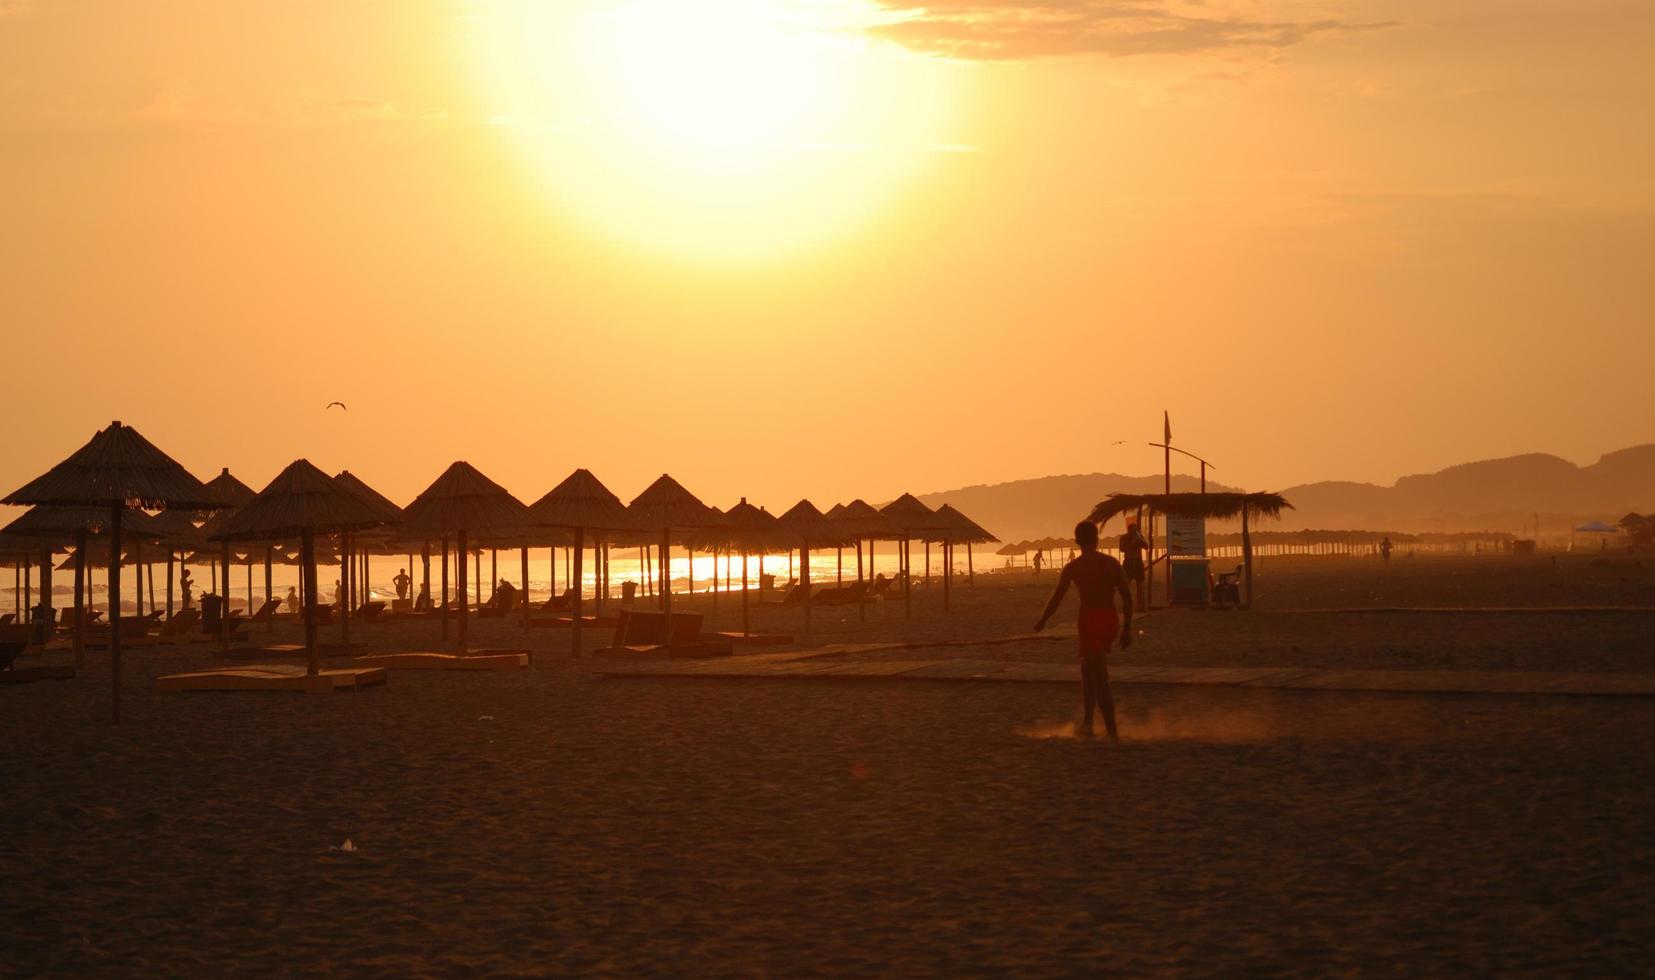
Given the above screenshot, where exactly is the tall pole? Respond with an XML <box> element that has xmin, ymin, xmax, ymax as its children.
<box><xmin>521</xmin><ymin>544</ymin><xmax>532</xmax><ymax>631</ymax></box>
<box><xmin>572</xmin><ymin>527</ymin><xmax>586</xmax><ymax>657</ymax></box>
<box><xmin>456</xmin><ymin>529</ymin><xmax>469</xmax><ymax>652</ymax></box>
<box><xmin>301</xmin><ymin>526</ymin><xmax>318</xmax><ymax>676</ymax></box>
<box><xmin>440</xmin><ymin>534</ymin><xmax>449</xmax><ymax>640</ymax></box>
<box><xmin>72</xmin><ymin>528</ymin><xmax>86</xmax><ymax>672</ymax></box>
<box><xmin>108</xmin><ymin>503</ymin><xmax>122</xmax><ymax>725</ymax></box>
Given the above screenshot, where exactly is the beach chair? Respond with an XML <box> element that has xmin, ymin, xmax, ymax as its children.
<box><xmin>245</xmin><ymin>598</ymin><xmax>280</xmax><ymax>626</ymax></box>
<box><xmin>0</xmin><ymin>624</ymin><xmax>27</xmax><ymax>671</ymax></box>
<box><xmin>311</xmin><ymin>603</ymin><xmax>334</xmax><ymax>625</ymax></box>
<box><xmin>776</xmin><ymin>582</ymin><xmax>810</xmax><ymax>607</ymax></box>
<box><xmin>539</xmin><ymin>588</ymin><xmax>574</xmax><ymax>613</ymax></box>
<box><xmin>355</xmin><ymin>600</ymin><xmax>386</xmax><ymax>620</ymax></box>
<box><xmin>159</xmin><ymin>608</ymin><xmax>202</xmax><ymax>639</ymax></box>
<box><xmin>0</xmin><ymin>623</ymin><xmax>75</xmax><ymax>683</ymax></box>
<box><xmin>0</xmin><ymin>613</ymin><xmax>12</xmax><ymax>625</ymax></box>
<box><xmin>621</xmin><ymin>581</ymin><xmax>637</xmax><ymax>604</ymax></box>
<box><xmin>1212</xmin><ymin>565</ymin><xmax>1243</xmax><ymax>608</ymax></box>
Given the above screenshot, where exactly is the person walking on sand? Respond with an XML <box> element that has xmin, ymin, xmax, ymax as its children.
<box><xmin>1035</xmin><ymin>520</ymin><xmax>1133</xmax><ymax>739</ymax></box>
<box><xmin>1119</xmin><ymin>521</ymin><xmax>1148</xmax><ymax>607</ymax></box>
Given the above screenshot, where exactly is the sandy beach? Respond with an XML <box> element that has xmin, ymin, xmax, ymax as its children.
<box><xmin>5</xmin><ymin>553</ymin><xmax>1654</xmax><ymax>974</ymax></box>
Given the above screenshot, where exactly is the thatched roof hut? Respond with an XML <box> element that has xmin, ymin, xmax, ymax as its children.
<box><xmin>204</xmin><ymin>468</ymin><xmax>257</xmax><ymax>510</ymax></box>
<box><xmin>2</xmin><ymin>421</ymin><xmax>221</xmax><ymax>723</ymax></box>
<box><xmin>628</xmin><ymin>474</ymin><xmax>716</xmax><ymax>613</ymax></box>
<box><xmin>528</xmin><ymin>469</ymin><xmax>636</xmax><ymax>654</ymax></box>
<box><xmin>1086</xmin><ymin>491</ymin><xmax>1293</xmax><ymax>608</ymax></box>
<box><xmin>333</xmin><ymin>470</ymin><xmax>404</xmax><ymax>525</ymax></box>
<box><xmin>210</xmin><ymin>458</ymin><xmax>388</xmax><ymax>673</ymax></box>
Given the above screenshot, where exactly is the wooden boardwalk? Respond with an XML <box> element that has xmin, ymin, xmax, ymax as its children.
<box><xmin>598</xmin><ymin>652</ymin><xmax>1655</xmax><ymax>698</ymax></box>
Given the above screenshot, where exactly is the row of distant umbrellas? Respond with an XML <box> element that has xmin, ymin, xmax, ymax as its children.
<box><xmin>0</xmin><ymin>421</ymin><xmax>999</xmax><ymax>723</ymax></box>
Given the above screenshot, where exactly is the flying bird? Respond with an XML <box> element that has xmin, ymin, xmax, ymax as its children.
<box><xmin>325</xmin><ymin>401</ymin><xmax>348</xmax><ymax>411</ymax></box>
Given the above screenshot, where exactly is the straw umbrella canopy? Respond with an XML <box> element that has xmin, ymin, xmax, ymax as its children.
<box><xmin>204</xmin><ymin>467</ymin><xmax>257</xmax><ymax>510</ymax></box>
<box><xmin>698</xmin><ymin>498</ymin><xmax>783</xmax><ymax>637</ymax></box>
<box><xmin>928</xmin><ymin>503</ymin><xmax>998</xmax><ymax>593</ymax></box>
<box><xmin>399</xmin><ymin>461</ymin><xmax>533</xmax><ymax>653</ymax></box>
<box><xmin>1086</xmin><ymin>491</ymin><xmax>1292</xmax><ymax>608</ymax></box>
<box><xmin>330</xmin><ymin>470</ymin><xmax>406</xmax><ymax>629</ymax></box>
<box><xmin>528</xmin><ymin>468</ymin><xmax>636</xmax><ymax>654</ymax></box>
<box><xmin>2</xmin><ymin>420</ymin><xmax>223</xmax><ymax>722</ymax></box>
<box><xmin>627</xmin><ymin>474</ymin><xmax>717</xmax><ymax>615</ymax></box>
<box><xmin>776</xmin><ymin>499</ymin><xmax>839</xmax><ymax>632</ymax></box>
<box><xmin>210</xmin><ymin>459</ymin><xmax>388</xmax><ymax>674</ymax></box>
<box><xmin>880</xmin><ymin>493</ymin><xmax>948</xmax><ymax>618</ymax></box>
<box><xmin>2</xmin><ymin>505</ymin><xmax>161</xmax><ymax>668</ymax></box>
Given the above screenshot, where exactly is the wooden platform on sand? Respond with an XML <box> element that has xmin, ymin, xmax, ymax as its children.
<box><xmin>352</xmin><ymin>651</ymin><xmax>528</xmax><ymax>671</ymax></box>
<box><xmin>597</xmin><ymin>655</ymin><xmax>1655</xmax><ymax>698</ymax></box>
<box><xmin>218</xmin><ymin>642</ymin><xmax>366</xmax><ymax>660</ymax></box>
<box><xmin>156</xmin><ymin>665</ymin><xmax>387</xmax><ymax>692</ymax></box>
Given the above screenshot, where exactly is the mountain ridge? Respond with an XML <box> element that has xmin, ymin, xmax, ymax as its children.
<box><xmin>914</xmin><ymin>445</ymin><xmax>1655</xmax><ymax>543</ymax></box>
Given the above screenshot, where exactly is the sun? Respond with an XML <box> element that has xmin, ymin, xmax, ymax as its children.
<box><xmin>470</xmin><ymin>1</ymin><xmax>961</xmax><ymax>261</ymax></box>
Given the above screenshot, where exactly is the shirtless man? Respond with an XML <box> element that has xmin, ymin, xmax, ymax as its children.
<box><xmin>1034</xmin><ymin>520</ymin><xmax>1134</xmax><ymax>739</ymax></box>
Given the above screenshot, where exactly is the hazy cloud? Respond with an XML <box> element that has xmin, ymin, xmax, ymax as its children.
<box><xmin>867</xmin><ymin>1</ymin><xmax>1392</xmax><ymax>61</ymax></box>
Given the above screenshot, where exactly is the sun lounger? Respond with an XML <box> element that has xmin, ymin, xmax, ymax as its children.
<box><xmin>222</xmin><ymin>641</ymin><xmax>365</xmax><ymax>660</ymax></box>
<box><xmin>594</xmin><ymin>610</ymin><xmax>733</xmax><ymax>659</ymax></box>
<box><xmin>352</xmin><ymin>651</ymin><xmax>528</xmax><ymax>671</ymax></box>
<box><xmin>0</xmin><ymin>625</ymin><xmax>74</xmax><ymax>681</ymax></box>
<box><xmin>245</xmin><ymin>598</ymin><xmax>280</xmax><ymax>625</ymax></box>
<box><xmin>529</xmin><ymin>614</ymin><xmax>620</xmax><ymax>630</ymax></box>
<box><xmin>156</xmin><ymin>664</ymin><xmax>387</xmax><ymax>693</ymax></box>
<box><xmin>707</xmin><ymin>631</ymin><xmax>794</xmax><ymax>646</ymax></box>
<box><xmin>354</xmin><ymin>600</ymin><xmax>386</xmax><ymax>619</ymax></box>
<box><xmin>538</xmin><ymin>589</ymin><xmax>575</xmax><ymax>613</ymax></box>
<box><xmin>0</xmin><ymin>613</ymin><xmax>12</xmax><ymax>625</ymax></box>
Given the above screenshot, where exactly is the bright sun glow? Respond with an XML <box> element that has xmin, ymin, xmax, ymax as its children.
<box><xmin>471</xmin><ymin>0</ymin><xmax>961</xmax><ymax>261</ymax></box>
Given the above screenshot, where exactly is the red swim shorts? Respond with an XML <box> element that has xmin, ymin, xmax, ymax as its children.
<box><xmin>1078</xmin><ymin>607</ymin><xmax>1120</xmax><ymax>656</ymax></box>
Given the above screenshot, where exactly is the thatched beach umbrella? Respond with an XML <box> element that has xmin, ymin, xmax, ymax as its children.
<box><xmin>2</xmin><ymin>506</ymin><xmax>156</xmax><ymax>667</ymax></box>
<box><xmin>827</xmin><ymin>499</ymin><xmax>896</xmax><ymax>622</ymax></box>
<box><xmin>528</xmin><ymin>468</ymin><xmax>635</xmax><ymax>656</ymax></box>
<box><xmin>627</xmin><ymin>475</ymin><xmax>717</xmax><ymax>616</ymax></box>
<box><xmin>331</xmin><ymin>470</ymin><xmax>405</xmax><ymax>639</ymax></box>
<box><xmin>880</xmin><ymin>493</ymin><xmax>948</xmax><ymax>620</ymax></box>
<box><xmin>210</xmin><ymin>460</ymin><xmax>387</xmax><ymax>672</ymax></box>
<box><xmin>2</xmin><ymin>421</ymin><xmax>222</xmax><ymax>722</ymax></box>
<box><xmin>776</xmin><ymin>499</ymin><xmax>840</xmax><ymax>633</ymax></box>
<box><xmin>930</xmin><ymin>504</ymin><xmax>998</xmax><ymax>595</ymax></box>
<box><xmin>1087</xmin><ymin>491</ymin><xmax>1292</xmax><ymax>608</ymax></box>
<box><xmin>400</xmin><ymin>462</ymin><xmax>533</xmax><ymax>653</ymax></box>
<box><xmin>706</xmin><ymin>498</ymin><xmax>784</xmax><ymax>638</ymax></box>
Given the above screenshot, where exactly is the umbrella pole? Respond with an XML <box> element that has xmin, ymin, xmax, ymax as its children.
<box><xmin>943</xmin><ymin>541</ymin><xmax>950</xmax><ymax>612</ymax></box>
<box><xmin>572</xmin><ymin>527</ymin><xmax>586</xmax><ymax>657</ymax></box>
<box><xmin>301</xmin><ymin>526</ymin><xmax>319</xmax><ymax>676</ymax></box>
<box><xmin>1242</xmin><ymin>506</ymin><xmax>1255</xmax><ymax>609</ymax></box>
<box><xmin>105</xmin><ymin>505</ymin><xmax>122</xmax><ymax>724</ymax></box>
<box><xmin>660</xmin><ymin>528</ymin><xmax>671</xmax><ymax>614</ymax></box>
<box><xmin>166</xmin><ymin>549</ymin><xmax>174</xmax><ymax>620</ymax></box>
<box><xmin>967</xmin><ymin>542</ymin><xmax>975</xmax><ymax>587</ymax></box>
<box><xmin>594</xmin><ymin>539</ymin><xmax>603</xmax><ymax>616</ymax></box>
<box><xmin>220</xmin><ymin>541</ymin><xmax>231</xmax><ymax>651</ymax></box>
<box><xmin>72</xmin><ymin>528</ymin><xmax>86</xmax><ymax>672</ymax></box>
<box><xmin>857</xmin><ymin>539</ymin><xmax>866</xmax><ymax>623</ymax></box>
<box><xmin>686</xmin><ymin>544</ymin><xmax>692</xmax><ymax>599</ymax></box>
<box><xmin>837</xmin><ymin>547</ymin><xmax>842</xmax><ymax>587</ymax></box>
<box><xmin>245</xmin><ymin>557</ymin><xmax>251</xmax><ymax>619</ymax></box>
<box><xmin>265</xmin><ymin>546</ymin><xmax>274</xmax><ymax>629</ymax></box>
<box><xmin>457</xmin><ymin>529</ymin><xmax>469</xmax><ymax>653</ymax></box>
<box><xmin>903</xmin><ymin>538</ymin><xmax>911</xmax><ymax>620</ymax></box>
<box><xmin>491</xmin><ymin>548</ymin><xmax>498</xmax><ymax>604</ymax></box>
<box><xmin>521</xmin><ymin>545</ymin><xmax>531</xmax><ymax>631</ymax></box>
<box><xmin>339</xmin><ymin>533</ymin><xmax>350</xmax><ymax>649</ymax></box>
<box><xmin>474</xmin><ymin>548</ymin><xmax>482</xmax><ymax>617</ymax></box>
<box><xmin>742</xmin><ymin>550</ymin><xmax>750</xmax><ymax>638</ymax></box>
<box><xmin>802</xmin><ymin>544</ymin><xmax>811</xmax><ymax>634</ymax></box>
<box><xmin>421</xmin><ymin>544</ymin><xmax>431</xmax><ymax>612</ymax></box>
<box><xmin>440</xmin><ymin>535</ymin><xmax>449</xmax><ymax>640</ymax></box>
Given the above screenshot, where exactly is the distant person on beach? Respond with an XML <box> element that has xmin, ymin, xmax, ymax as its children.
<box><xmin>1119</xmin><ymin>522</ymin><xmax>1148</xmax><ymax>602</ymax></box>
<box><xmin>284</xmin><ymin>586</ymin><xmax>299</xmax><ymax>614</ymax></box>
<box><xmin>334</xmin><ymin>580</ymin><xmax>343</xmax><ymax>606</ymax></box>
<box><xmin>414</xmin><ymin>582</ymin><xmax>431</xmax><ymax>611</ymax></box>
<box><xmin>1380</xmin><ymin>536</ymin><xmax>1394</xmax><ymax>562</ymax></box>
<box><xmin>494</xmin><ymin>578</ymin><xmax>517</xmax><ymax>610</ymax></box>
<box><xmin>1032</xmin><ymin>550</ymin><xmax>1045</xmax><ymax>574</ymax></box>
<box><xmin>1034</xmin><ymin>520</ymin><xmax>1134</xmax><ymax>739</ymax></box>
<box><xmin>180</xmin><ymin>568</ymin><xmax>194</xmax><ymax>609</ymax></box>
<box><xmin>393</xmin><ymin>568</ymin><xmax>411</xmax><ymax>600</ymax></box>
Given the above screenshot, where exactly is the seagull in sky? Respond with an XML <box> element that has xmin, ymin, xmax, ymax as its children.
<box><xmin>325</xmin><ymin>401</ymin><xmax>348</xmax><ymax>411</ymax></box>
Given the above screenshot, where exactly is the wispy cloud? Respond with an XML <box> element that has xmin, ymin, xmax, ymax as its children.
<box><xmin>866</xmin><ymin>1</ymin><xmax>1393</xmax><ymax>61</ymax></box>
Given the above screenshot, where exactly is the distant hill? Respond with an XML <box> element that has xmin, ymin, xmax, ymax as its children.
<box><xmin>917</xmin><ymin>445</ymin><xmax>1655</xmax><ymax>543</ymax></box>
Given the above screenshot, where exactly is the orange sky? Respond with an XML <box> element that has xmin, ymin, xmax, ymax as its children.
<box><xmin>2</xmin><ymin>0</ymin><xmax>1651</xmax><ymax>513</ymax></box>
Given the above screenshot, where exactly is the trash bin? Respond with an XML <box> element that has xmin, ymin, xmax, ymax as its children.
<box><xmin>201</xmin><ymin>593</ymin><xmax>225</xmax><ymax>632</ymax></box>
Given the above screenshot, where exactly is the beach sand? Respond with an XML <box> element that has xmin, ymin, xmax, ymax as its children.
<box><xmin>5</xmin><ymin>552</ymin><xmax>1654</xmax><ymax>974</ymax></box>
